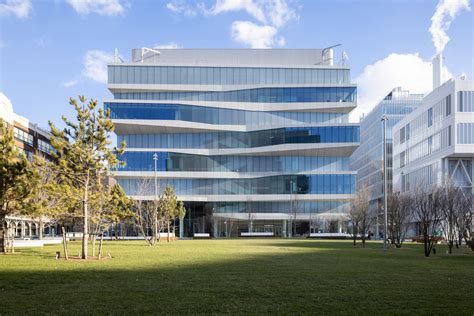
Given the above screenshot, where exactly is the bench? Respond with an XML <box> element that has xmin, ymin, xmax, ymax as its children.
<box><xmin>65</xmin><ymin>232</ymin><xmax>83</xmax><ymax>241</ymax></box>
<box><xmin>240</xmin><ymin>232</ymin><xmax>274</xmax><ymax>237</ymax></box>
<box><xmin>308</xmin><ymin>233</ymin><xmax>352</xmax><ymax>239</ymax></box>
<box><xmin>193</xmin><ymin>233</ymin><xmax>211</xmax><ymax>239</ymax></box>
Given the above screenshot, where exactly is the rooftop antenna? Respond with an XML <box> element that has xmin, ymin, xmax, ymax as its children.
<box><xmin>340</xmin><ymin>51</ymin><xmax>349</xmax><ymax>66</ymax></box>
<box><xmin>113</xmin><ymin>48</ymin><xmax>124</xmax><ymax>63</ymax></box>
<box><xmin>141</xmin><ymin>47</ymin><xmax>161</xmax><ymax>63</ymax></box>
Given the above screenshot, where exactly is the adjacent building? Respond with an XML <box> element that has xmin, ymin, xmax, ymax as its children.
<box><xmin>393</xmin><ymin>78</ymin><xmax>474</xmax><ymax>195</ymax></box>
<box><xmin>350</xmin><ymin>88</ymin><xmax>423</xmax><ymax>236</ymax></box>
<box><xmin>0</xmin><ymin>95</ymin><xmax>56</xmax><ymax>239</ymax></box>
<box><xmin>107</xmin><ymin>48</ymin><xmax>360</xmax><ymax>238</ymax></box>
<box><xmin>0</xmin><ymin>97</ymin><xmax>55</xmax><ymax>161</ymax></box>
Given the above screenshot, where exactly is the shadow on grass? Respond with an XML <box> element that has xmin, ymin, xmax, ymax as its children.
<box><xmin>0</xmin><ymin>240</ymin><xmax>473</xmax><ymax>315</ymax></box>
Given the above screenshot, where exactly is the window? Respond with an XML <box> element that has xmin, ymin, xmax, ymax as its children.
<box><xmin>428</xmin><ymin>107</ymin><xmax>433</xmax><ymax>127</ymax></box>
<box><xmin>428</xmin><ymin>136</ymin><xmax>433</xmax><ymax>154</ymax></box>
<box><xmin>400</xmin><ymin>151</ymin><xmax>406</xmax><ymax>168</ymax></box>
<box><xmin>458</xmin><ymin>91</ymin><xmax>474</xmax><ymax>112</ymax></box>
<box><xmin>448</xmin><ymin>125</ymin><xmax>452</xmax><ymax>146</ymax></box>
<box><xmin>400</xmin><ymin>126</ymin><xmax>405</xmax><ymax>144</ymax></box>
<box><xmin>401</xmin><ymin>173</ymin><xmax>406</xmax><ymax>192</ymax></box>
<box><xmin>446</xmin><ymin>94</ymin><xmax>451</xmax><ymax>116</ymax></box>
<box><xmin>457</xmin><ymin>123</ymin><xmax>474</xmax><ymax>144</ymax></box>
<box><xmin>38</xmin><ymin>139</ymin><xmax>53</xmax><ymax>154</ymax></box>
<box><xmin>406</xmin><ymin>124</ymin><xmax>410</xmax><ymax>141</ymax></box>
<box><xmin>13</xmin><ymin>127</ymin><xmax>33</xmax><ymax>145</ymax></box>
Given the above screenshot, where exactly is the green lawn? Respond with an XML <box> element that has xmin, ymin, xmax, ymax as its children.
<box><xmin>0</xmin><ymin>239</ymin><xmax>472</xmax><ymax>315</ymax></box>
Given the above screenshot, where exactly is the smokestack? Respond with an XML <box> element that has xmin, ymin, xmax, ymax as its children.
<box><xmin>322</xmin><ymin>48</ymin><xmax>334</xmax><ymax>66</ymax></box>
<box><xmin>432</xmin><ymin>53</ymin><xmax>443</xmax><ymax>90</ymax></box>
<box><xmin>327</xmin><ymin>48</ymin><xmax>334</xmax><ymax>66</ymax></box>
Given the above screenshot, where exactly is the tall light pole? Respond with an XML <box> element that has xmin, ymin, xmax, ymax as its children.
<box><xmin>290</xmin><ymin>180</ymin><xmax>296</xmax><ymax>236</ymax></box>
<box><xmin>153</xmin><ymin>153</ymin><xmax>158</xmax><ymax>199</ymax></box>
<box><xmin>381</xmin><ymin>115</ymin><xmax>388</xmax><ymax>251</ymax></box>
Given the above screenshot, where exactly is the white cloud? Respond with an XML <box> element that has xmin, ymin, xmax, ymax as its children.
<box><xmin>153</xmin><ymin>42</ymin><xmax>181</xmax><ymax>49</ymax></box>
<box><xmin>352</xmin><ymin>53</ymin><xmax>452</xmax><ymax>122</ymax></box>
<box><xmin>82</xmin><ymin>50</ymin><xmax>114</xmax><ymax>84</ymax></box>
<box><xmin>207</xmin><ymin>0</ymin><xmax>267</xmax><ymax>24</ymax></box>
<box><xmin>262</xmin><ymin>0</ymin><xmax>299</xmax><ymax>28</ymax></box>
<box><xmin>0</xmin><ymin>0</ymin><xmax>32</xmax><ymax>18</ymax></box>
<box><xmin>166</xmin><ymin>0</ymin><xmax>299</xmax><ymax>48</ymax></box>
<box><xmin>63</xmin><ymin>80</ymin><xmax>78</xmax><ymax>88</ymax></box>
<box><xmin>429</xmin><ymin>0</ymin><xmax>470</xmax><ymax>54</ymax></box>
<box><xmin>231</xmin><ymin>20</ymin><xmax>284</xmax><ymax>48</ymax></box>
<box><xmin>66</xmin><ymin>0</ymin><xmax>125</xmax><ymax>16</ymax></box>
<box><xmin>205</xmin><ymin>0</ymin><xmax>298</xmax><ymax>28</ymax></box>
<box><xmin>166</xmin><ymin>0</ymin><xmax>198</xmax><ymax>16</ymax></box>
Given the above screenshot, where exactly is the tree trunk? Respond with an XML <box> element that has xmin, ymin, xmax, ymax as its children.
<box><xmin>173</xmin><ymin>221</ymin><xmax>176</xmax><ymax>242</ymax></box>
<box><xmin>98</xmin><ymin>234</ymin><xmax>104</xmax><ymax>259</ymax></box>
<box><xmin>447</xmin><ymin>241</ymin><xmax>453</xmax><ymax>254</ymax></box>
<box><xmin>167</xmin><ymin>220</ymin><xmax>170</xmax><ymax>243</ymax></box>
<box><xmin>423</xmin><ymin>234</ymin><xmax>430</xmax><ymax>257</ymax></box>
<box><xmin>115</xmin><ymin>221</ymin><xmax>119</xmax><ymax>240</ymax></box>
<box><xmin>39</xmin><ymin>220</ymin><xmax>44</xmax><ymax>240</ymax></box>
<box><xmin>153</xmin><ymin>209</ymin><xmax>158</xmax><ymax>246</ymax></box>
<box><xmin>82</xmin><ymin>173</ymin><xmax>89</xmax><ymax>260</ymax></box>
<box><xmin>0</xmin><ymin>217</ymin><xmax>6</xmax><ymax>253</ymax></box>
<box><xmin>61</xmin><ymin>226</ymin><xmax>69</xmax><ymax>260</ymax></box>
<box><xmin>91</xmin><ymin>235</ymin><xmax>96</xmax><ymax>257</ymax></box>
<box><xmin>352</xmin><ymin>225</ymin><xmax>357</xmax><ymax>246</ymax></box>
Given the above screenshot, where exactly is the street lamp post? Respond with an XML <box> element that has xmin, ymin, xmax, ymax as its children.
<box><xmin>290</xmin><ymin>180</ymin><xmax>296</xmax><ymax>236</ymax></box>
<box><xmin>153</xmin><ymin>153</ymin><xmax>158</xmax><ymax>199</ymax></box>
<box><xmin>381</xmin><ymin>115</ymin><xmax>388</xmax><ymax>252</ymax></box>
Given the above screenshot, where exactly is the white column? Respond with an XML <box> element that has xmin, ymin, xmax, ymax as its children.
<box><xmin>21</xmin><ymin>221</ymin><xmax>25</xmax><ymax>238</ymax></box>
<box><xmin>179</xmin><ymin>217</ymin><xmax>184</xmax><ymax>238</ymax></box>
<box><xmin>213</xmin><ymin>218</ymin><xmax>218</xmax><ymax>238</ymax></box>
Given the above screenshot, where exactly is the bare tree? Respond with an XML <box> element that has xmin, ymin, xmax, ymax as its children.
<box><xmin>387</xmin><ymin>192</ymin><xmax>413</xmax><ymax>248</ymax></box>
<box><xmin>441</xmin><ymin>180</ymin><xmax>463</xmax><ymax>254</ymax></box>
<box><xmin>348</xmin><ymin>203</ymin><xmax>360</xmax><ymax>246</ymax></box>
<box><xmin>456</xmin><ymin>191</ymin><xmax>473</xmax><ymax>251</ymax></box>
<box><xmin>412</xmin><ymin>186</ymin><xmax>445</xmax><ymax>257</ymax></box>
<box><xmin>357</xmin><ymin>186</ymin><xmax>371</xmax><ymax>247</ymax></box>
<box><xmin>348</xmin><ymin>186</ymin><xmax>371</xmax><ymax>247</ymax></box>
<box><xmin>226</xmin><ymin>217</ymin><xmax>235</xmax><ymax>238</ymax></box>
<box><xmin>133</xmin><ymin>179</ymin><xmax>162</xmax><ymax>246</ymax></box>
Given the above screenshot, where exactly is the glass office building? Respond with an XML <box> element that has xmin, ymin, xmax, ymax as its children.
<box><xmin>350</xmin><ymin>88</ymin><xmax>423</xmax><ymax>237</ymax></box>
<box><xmin>107</xmin><ymin>49</ymin><xmax>360</xmax><ymax>237</ymax></box>
<box><xmin>393</xmin><ymin>79</ymin><xmax>474</xmax><ymax>196</ymax></box>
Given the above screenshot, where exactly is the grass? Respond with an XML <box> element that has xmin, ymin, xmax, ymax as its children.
<box><xmin>0</xmin><ymin>239</ymin><xmax>473</xmax><ymax>315</ymax></box>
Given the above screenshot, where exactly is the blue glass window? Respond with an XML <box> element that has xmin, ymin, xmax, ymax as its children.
<box><xmin>113</xmin><ymin>87</ymin><xmax>357</xmax><ymax>103</ymax></box>
<box><xmin>118</xmin><ymin>126</ymin><xmax>359</xmax><ymax>149</ymax></box>
<box><xmin>109</xmin><ymin>65</ymin><xmax>351</xmax><ymax>85</ymax></box>
<box><xmin>105</xmin><ymin>102</ymin><xmax>348</xmax><ymax>125</ymax></box>
<box><xmin>117</xmin><ymin>174</ymin><xmax>356</xmax><ymax>196</ymax></box>
<box><xmin>115</xmin><ymin>152</ymin><xmax>351</xmax><ymax>173</ymax></box>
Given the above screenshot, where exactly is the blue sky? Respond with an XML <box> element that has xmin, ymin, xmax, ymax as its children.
<box><xmin>0</xmin><ymin>0</ymin><xmax>472</xmax><ymax>127</ymax></box>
